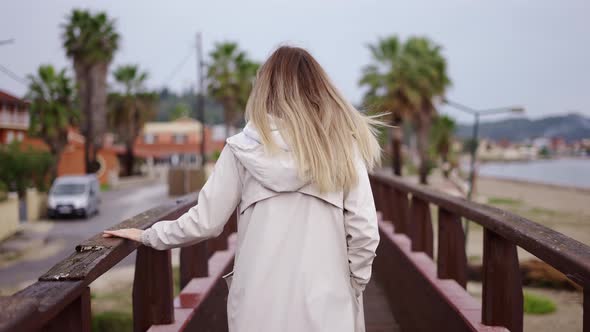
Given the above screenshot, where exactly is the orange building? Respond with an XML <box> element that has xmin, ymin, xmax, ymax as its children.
<box><xmin>134</xmin><ymin>117</ymin><xmax>226</xmax><ymax>164</ymax></box>
<box><xmin>1</xmin><ymin>90</ymin><xmax>119</xmax><ymax>185</ymax></box>
<box><xmin>0</xmin><ymin>90</ymin><xmax>30</xmax><ymax>144</ymax></box>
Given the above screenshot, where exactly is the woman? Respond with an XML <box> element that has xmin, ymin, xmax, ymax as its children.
<box><xmin>103</xmin><ymin>46</ymin><xmax>382</xmax><ymax>332</ymax></box>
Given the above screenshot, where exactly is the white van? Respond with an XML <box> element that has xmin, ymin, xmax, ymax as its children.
<box><xmin>47</xmin><ymin>175</ymin><xmax>100</xmax><ymax>218</ymax></box>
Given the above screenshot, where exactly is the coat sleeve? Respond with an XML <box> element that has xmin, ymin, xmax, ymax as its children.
<box><xmin>141</xmin><ymin>146</ymin><xmax>242</xmax><ymax>250</ymax></box>
<box><xmin>343</xmin><ymin>157</ymin><xmax>380</xmax><ymax>296</ymax></box>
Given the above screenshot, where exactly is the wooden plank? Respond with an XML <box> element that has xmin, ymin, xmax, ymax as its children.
<box><xmin>209</xmin><ymin>212</ymin><xmax>236</xmax><ymax>254</ymax></box>
<box><xmin>482</xmin><ymin>229</ymin><xmax>523</xmax><ymax>332</ymax></box>
<box><xmin>13</xmin><ymin>281</ymin><xmax>86</xmax><ymax>328</ymax></box>
<box><xmin>370</xmin><ymin>173</ymin><xmax>590</xmax><ymax>288</ymax></box>
<box><xmin>392</xmin><ymin>188</ymin><xmax>409</xmax><ymax>235</ymax></box>
<box><xmin>585</xmin><ymin>289</ymin><xmax>589</xmax><ymax>332</ymax></box>
<box><xmin>180</xmin><ymin>242</ymin><xmax>209</xmax><ymax>289</ymax></box>
<box><xmin>0</xmin><ymin>296</ymin><xmax>39</xmax><ymax>332</ymax></box>
<box><xmin>133</xmin><ymin>246</ymin><xmax>175</xmax><ymax>332</ymax></box>
<box><xmin>43</xmin><ymin>287</ymin><xmax>91</xmax><ymax>332</ymax></box>
<box><xmin>39</xmin><ymin>194</ymin><xmax>196</xmax><ymax>282</ymax></box>
<box><xmin>437</xmin><ymin>207</ymin><xmax>468</xmax><ymax>288</ymax></box>
<box><xmin>409</xmin><ymin>196</ymin><xmax>434</xmax><ymax>258</ymax></box>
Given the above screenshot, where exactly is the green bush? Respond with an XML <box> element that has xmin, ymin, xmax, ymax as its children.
<box><xmin>92</xmin><ymin>311</ymin><xmax>133</xmax><ymax>332</ymax></box>
<box><xmin>0</xmin><ymin>142</ymin><xmax>54</xmax><ymax>196</ymax></box>
<box><xmin>523</xmin><ymin>292</ymin><xmax>557</xmax><ymax>315</ymax></box>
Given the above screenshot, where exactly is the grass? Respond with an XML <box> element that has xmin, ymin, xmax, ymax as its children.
<box><xmin>88</xmin><ymin>265</ymin><xmax>182</xmax><ymax>331</ymax></box>
<box><xmin>92</xmin><ymin>311</ymin><xmax>133</xmax><ymax>332</ymax></box>
<box><xmin>100</xmin><ymin>183</ymin><xmax>111</xmax><ymax>192</ymax></box>
<box><xmin>523</xmin><ymin>292</ymin><xmax>557</xmax><ymax>315</ymax></box>
<box><xmin>487</xmin><ymin>196</ymin><xmax>523</xmax><ymax>206</ymax></box>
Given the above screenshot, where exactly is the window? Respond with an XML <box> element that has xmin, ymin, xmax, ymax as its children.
<box><xmin>16</xmin><ymin>132</ymin><xmax>24</xmax><ymax>141</ymax></box>
<box><xmin>144</xmin><ymin>134</ymin><xmax>155</xmax><ymax>144</ymax></box>
<box><xmin>6</xmin><ymin>131</ymin><xmax>14</xmax><ymax>143</ymax></box>
<box><xmin>174</xmin><ymin>134</ymin><xmax>187</xmax><ymax>144</ymax></box>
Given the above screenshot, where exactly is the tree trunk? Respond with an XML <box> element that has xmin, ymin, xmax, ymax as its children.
<box><xmin>88</xmin><ymin>63</ymin><xmax>109</xmax><ymax>171</ymax></box>
<box><xmin>391</xmin><ymin>112</ymin><xmax>403</xmax><ymax>176</ymax></box>
<box><xmin>416</xmin><ymin>111</ymin><xmax>433</xmax><ymax>185</ymax></box>
<box><xmin>125</xmin><ymin>142</ymin><xmax>134</xmax><ymax>176</ymax></box>
<box><xmin>73</xmin><ymin>62</ymin><xmax>92</xmax><ymax>174</ymax></box>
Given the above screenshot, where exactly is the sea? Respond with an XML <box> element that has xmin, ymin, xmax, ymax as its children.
<box><xmin>477</xmin><ymin>158</ymin><xmax>590</xmax><ymax>189</ymax></box>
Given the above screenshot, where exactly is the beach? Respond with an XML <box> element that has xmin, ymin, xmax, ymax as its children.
<box><xmin>466</xmin><ymin>176</ymin><xmax>588</xmax><ymax>332</ymax></box>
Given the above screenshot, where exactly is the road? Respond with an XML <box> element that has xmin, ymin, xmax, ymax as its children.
<box><xmin>0</xmin><ymin>181</ymin><xmax>171</xmax><ymax>290</ymax></box>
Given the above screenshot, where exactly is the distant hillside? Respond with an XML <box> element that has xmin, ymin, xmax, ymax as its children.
<box><xmin>455</xmin><ymin>113</ymin><xmax>590</xmax><ymax>142</ymax></box>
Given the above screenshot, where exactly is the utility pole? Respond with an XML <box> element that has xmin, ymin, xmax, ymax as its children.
<box><xmin>196</xmin><ymin>32</ymin><xmax>207</xmax><ymax>167</ymax></box>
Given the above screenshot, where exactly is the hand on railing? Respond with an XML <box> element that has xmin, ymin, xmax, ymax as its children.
<box><xmin>102</xmin><ymin>228</ymin><xmax>143</xmax><ymax>242</ymax></box>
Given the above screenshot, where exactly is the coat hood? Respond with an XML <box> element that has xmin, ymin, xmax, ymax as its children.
<box><xmin>226</xmin><ymin>121</ymin><xmax>308</xmax><ymax>192</ymax></box>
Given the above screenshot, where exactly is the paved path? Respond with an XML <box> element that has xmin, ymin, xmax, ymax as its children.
<box><xmin>0</xmin><ymin>181</ymin><xmax>170</xmax><ymax>291</ymax></box>
<box><xmin>365</xmin><ymin>278</ymin><xmax>400</xmax><ymax>332</ymax></box>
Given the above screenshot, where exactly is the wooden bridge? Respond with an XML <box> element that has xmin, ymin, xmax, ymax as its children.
<box><xmin>0</xmin><ymin>173</ymin><xmax>589</xmax><ymax>332</ymax></box>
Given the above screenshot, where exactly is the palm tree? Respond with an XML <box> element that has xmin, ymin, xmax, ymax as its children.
<box><xmin>207</xmin><ymin>42</ymin><xmax>259</xmax><ymax>137</ymax></box>
<box><xmin>62</xmin><ymin>9</ymin><xmax>119</xmax><ymax>173</ymax></box>
<box><xmin>430</xmin><ymin>115</ymin><xmax>456</xmax><ymax>178</ymax></box>
<box><xmin>27</xmin><ymin>65</ymin><xmax>79</xmax><ymax>181</ymax></box>
<box><xmin>108</xmin><ymin>65</ymin><xmax>157</xmax><ymax>176</ymax></box>
<box><xmin>360</xmin><ymin>36</ymin><xmax>422</xmax><ymax>176</ymax></box>
<box><xmin>404</xmin><ymin>37</ymin><xmax>451</xmax><ymax>184</ymax></box>
<box><xmin>360</xmin><ymin>36</ymin><xmax>450</xmax><ymax>183</ymax></box>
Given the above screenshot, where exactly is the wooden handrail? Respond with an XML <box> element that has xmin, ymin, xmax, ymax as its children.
<box><xmin>371</xmin><ymin>173</ymin><xmax>590</xmax><ymax>288</ymax></box>
<box><xmin>370</xmin><ymin>173</ymin><xmax>590</xmax><ymax>332</ymax></box>
<box><xmin>0</xmin><ymin>193</ymin><xmax>220</xmax><ymax>332</ymax></box>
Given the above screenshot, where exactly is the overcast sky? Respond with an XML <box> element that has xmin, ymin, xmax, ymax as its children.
<box><xmin>1</xmin><ymin>0</ymin><xmax>588</xmax><ymax>123</ymax></box>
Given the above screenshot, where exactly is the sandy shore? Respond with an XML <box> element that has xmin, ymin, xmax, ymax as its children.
<box><xmin>462</xmin><ymin>176</ymin><xmax>588</xmax><ymax>332</ymax></box>
<box><xmin>475</xmin><ymin>176</ymin><xmax>590</xmax><ymax>246</ymax></box>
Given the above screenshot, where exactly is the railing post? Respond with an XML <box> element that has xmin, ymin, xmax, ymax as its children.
<box><xmin>437</xmin><ymin>207</ymin><xmax>467</xmax><ymax>288</ymax></box>
<box><xmin>584</xmin><ymin>289</ymin><xmax>589</xmax><ymax>332</ymax></box>
<box><xmin>482</xmin><ymin>228</ymin><xmax>523</xmax><ymax>332</ymax></box>
<box><xmin>393</xmin><ymin>188</ymin><xmax>409</xmax><ymax>234</ymax></box>
<box><xmin>209</xmin><ymin>211</ymin><xmax>237</xmax><ymax>253</ymax></box>
<box><xmin>44</xmin><ymin>287</ymin><xmax>91</xmax><ymax>332</ymax></box>
<box><xmin>180</xmin><ymin>242</ymin><xmax>209</xmax><ymax>289</ymax></box>
<box><xmin>409</xmin><ymin>196</ymin><xmax>434</xmax><ymax>257</ymax></box>
<box><xmin>133</xmin><ymin>246</ymin><xmax>174</xmax><ymax>332</ymax></box>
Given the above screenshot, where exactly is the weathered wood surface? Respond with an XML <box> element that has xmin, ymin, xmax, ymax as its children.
<box><xmin>39</xmin><ymin>194</ymin><xmax>197</xmax><ymax>282</ymax></box>
<box><xmin>437</xmin><ymin>207</ymin><xmax>468</xmax><ymax>288</ymax></box>
<box><xmin>364</xmin><ymin>278</ymin><xmax>400</xmax><ymax>332</ymax></box>
<box><xmin>409</xmin><ymin>196</ymin><xmax>433</xmax><ymax>258</ymax></box>
<box><xmin>392</xmin><ymin>188</ymin><xmax>409</xmax><ymax>234</ymax></box>
<box><xmin>180</xmin><ymin>242</ymin><xmax>209</xmax><ymax>289</ymax></box>
<box><xmin>584</xmin><ymin>289</ymin><xmax>589</xmax><ymax>332</ymax></box>
<box><xmin>9</xmin><ymin>280</ymin><xmax>86</xmax><ymax>330</ymax></box>
<box><xmin>482</xmin><ymin>229</ymin><xmax>523</xmax><ymax>332</ymax></box>
<box><xmin>0</xmin><ymin>296</ymin><xmax>39</xmax><ymax>332</ymax></box>
<box><xmin>43</xmin><ymin>287</ymin><xmax>91</xmax><ymax>332</ymax></box>
<box><xmin>370</xmin><ymin>173</ymin><xmax>590</xmax><ymax>288</ymax></box>
<box><xmin>133</xmin><ymin>247</ymin><xmax>175</xmax><ymax>332</ymax></box>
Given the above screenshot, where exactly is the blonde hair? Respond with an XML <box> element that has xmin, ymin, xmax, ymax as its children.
<box><xmin>245</xmin><ymin>46</ymin><xmax>383</xmax><ymax>193</ymax></box>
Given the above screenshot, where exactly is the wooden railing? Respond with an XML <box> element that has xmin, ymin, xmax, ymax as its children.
<box><xmin>370</xmin><ymin>173</ymin><xmax>590</xmax><ymax>332</ymax></box>
<box><xmin>0</xmin><ymin>193</ymin><xmax>237</xmax><ymax>332</ymax></box>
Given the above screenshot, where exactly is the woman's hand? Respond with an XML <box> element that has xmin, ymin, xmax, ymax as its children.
<box><xmin>102</xmin><ymin>228</ymin><xmax>144</xmax><ymax>242</ymax></box>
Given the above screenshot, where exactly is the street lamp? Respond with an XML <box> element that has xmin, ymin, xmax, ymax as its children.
<box><xmin>443</xmin><ymin>98</ymin><xmax>524</xmax><ymax>243</ymax></box>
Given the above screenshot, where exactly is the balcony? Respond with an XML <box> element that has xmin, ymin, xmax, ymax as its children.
<box><xmin>0</xmin><ymin>109</ymin><xmax>29</xmax><ymax>129</ymax></box>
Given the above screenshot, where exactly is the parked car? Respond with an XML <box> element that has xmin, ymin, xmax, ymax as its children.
<box><xmin>47</xmin><ymin>175</ymin><xmax>100</xmax><ymax>218</ymax></box>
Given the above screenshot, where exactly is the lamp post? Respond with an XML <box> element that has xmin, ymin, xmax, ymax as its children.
<box><xmin>443</xmin><ymin>99</ymin><xmax>524</xmax><ymax>243</ymax></box>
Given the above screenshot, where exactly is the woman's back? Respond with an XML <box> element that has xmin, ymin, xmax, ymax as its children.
<box><xmin>106</xmin><ymin>46</ymin><xmax>381</xmax><ymax>332</ymax></box>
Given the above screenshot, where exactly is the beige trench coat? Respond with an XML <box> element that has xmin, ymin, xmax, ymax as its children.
<box><xmin>141</xmin><ymin>122</ymin><xmax>379</xmax><ymax>332</ymax></box>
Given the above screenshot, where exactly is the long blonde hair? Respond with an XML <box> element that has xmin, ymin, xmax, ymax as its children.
<box><xmin>245</xmin><ymin>46</ymin><xmax>383</xmax><ymax>193</ymax></box>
